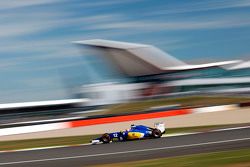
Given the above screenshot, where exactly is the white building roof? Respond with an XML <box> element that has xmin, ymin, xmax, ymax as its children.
<box><xmin>74</xmin><ymin>39</ymin><xmax>240</xmax><ymax>77</ymax></box>
<box><xmin>74</xmin><ymin>39</ymin><xmax>149</xmax><ymax>49</ymax></box>
<box><xmin>164</xmin><ymin>60</ymin><xmax>241</xmax><ymax>70</ymax></box>
<box><xmin>229</xmin><ymin>61</ymin><xmax>250</xmax><ymax>70</ymax></box>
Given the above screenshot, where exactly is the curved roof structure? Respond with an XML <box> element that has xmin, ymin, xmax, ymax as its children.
<box><xmin>74</xmin><ymin>39</ymin><xmax>186</xmax><ymax>76</ymax></box>
<box><xmin>74</xmin><ymin>39</ymin><xmax>240</xmax><ymax>77</ymax></box>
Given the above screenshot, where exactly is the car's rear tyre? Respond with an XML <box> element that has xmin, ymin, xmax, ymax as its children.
<box><xmin>101</xmin><ymin>133</ymin><xmax>111</xmax><ymax>144</ymax></box>
<box><xmin>152</xmin><ymin>129</ymin><xmax>162</xmax><ymax>138</ymax></box>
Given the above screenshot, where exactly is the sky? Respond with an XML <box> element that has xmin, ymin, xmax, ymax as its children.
<box><xmin>0</xmin><ymin>0</ymin><xmax>250</xmax><ymax>103</ymax></box>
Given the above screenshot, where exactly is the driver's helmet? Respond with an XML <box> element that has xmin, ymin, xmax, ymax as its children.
<box><xmin>130</xmin><ymin>124</ymin><xmax>136</xmax><ymax>129</ymax></box>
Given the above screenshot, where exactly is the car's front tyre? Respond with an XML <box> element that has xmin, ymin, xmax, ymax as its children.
<box><xmin>101</xmin><ymin>133</ymin><xmax>111</xmax><ymax>144</ymax></box>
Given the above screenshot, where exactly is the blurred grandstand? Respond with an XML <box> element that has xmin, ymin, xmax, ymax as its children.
<box><xmin>1</xmin><ymin>39</ymin><xmax>250</xmax><ymax>125</ymax></box>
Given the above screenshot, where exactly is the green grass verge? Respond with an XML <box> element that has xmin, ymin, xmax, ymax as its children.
<box><xmin>103</xmin><ymin>96</ymin><xmax>250</xmax><ymax>115</ymax></box>
<box><xmin>0</xmin><ymin>124</ymin><xmax>242</xmax><ymax>151</ymax></box>
<box><xmin>92</xmin><ymin>148</ymin><xmax>250</xmax><ymax>167</ymax></box>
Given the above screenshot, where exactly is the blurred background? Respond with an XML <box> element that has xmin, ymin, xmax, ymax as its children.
<box><xmin>0</xmin><ymin>0</ymin><xmax>250</xmax><ymax>103</ymax></box>
<box><xmin>0</xmin><ymin>0</ymin><xmax>250</xmax><ymax>124</ymax></box>
<box><xmin>0</xmin><ymin>1</ymin><xmax>250</xmax><ymax>166</ymax></box>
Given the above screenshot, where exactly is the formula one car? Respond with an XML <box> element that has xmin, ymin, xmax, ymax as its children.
<box><xmin>91</xmin><ymin>123</ymin><xmax>165</xmax><ymax>144</ymax></box>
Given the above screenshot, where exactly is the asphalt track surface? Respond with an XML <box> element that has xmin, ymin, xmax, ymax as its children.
<box><xmin>0</xmin><ymin>127</ymin><xmax>250</xmax><ymax>167</ymax></box>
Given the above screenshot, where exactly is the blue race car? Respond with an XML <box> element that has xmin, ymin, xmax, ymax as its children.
<box><xmin>91</xmin><ymin>123</ymin><xmax>165</xmax><ymax>144</ymax></box>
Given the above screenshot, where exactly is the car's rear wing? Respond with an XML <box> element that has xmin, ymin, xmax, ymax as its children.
<box><xmin>154</xmin><ymin>122</ymin><xmax>165</xmax><ymax>133</ymax></box>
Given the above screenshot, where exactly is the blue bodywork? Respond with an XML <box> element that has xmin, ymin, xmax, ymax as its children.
<box><xmin>92</xmin><ymin>124</ymin><xmax>162</xmax><ymax>144</ymax></box>
<box><xmin>111</xmin><ymin>125</ymin><xmax>153</xmax><ymax>141</ymax></box>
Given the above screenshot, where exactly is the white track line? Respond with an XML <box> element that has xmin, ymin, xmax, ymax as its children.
<box><xmin>212</xmin><ymin>126</ymin><xmax>250</xmax><ymax>132</ymax></box>
<box><xmin>163</xmin><ymin>132</ymin><xmax>198</xmax><ymax>137</ymax></box>
<box><xmin>0</xmin><ymin>133</ymin><xmax>195</xmax><ymax>154</ymax></box>
<box><xmin>0</xmin><ymin>125</ymin><xmax>249</xmax><ymax>154</ymax></box>
<box><xmin>0</xmin><ymin>133</ymin><xmax>194</xmax><ymax>154</ymax></box>
<box><xmin>0</xmin><ymin>137</ymin><xmax>250</xmax><ymax>166</ymax></box>
<box><xmin>0</xmin><ymin>143</ymin><xmax>91</xmax><ymax>154</ymax></box>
